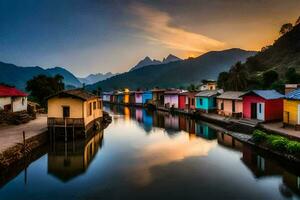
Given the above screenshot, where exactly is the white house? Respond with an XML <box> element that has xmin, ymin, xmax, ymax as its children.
<box><xmin>0</xmin><ymin>85</ymin><xmax>28</xmax><ymax>112</ymax></box>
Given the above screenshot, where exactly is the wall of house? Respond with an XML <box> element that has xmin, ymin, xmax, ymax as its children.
<box><xmin>142</xmin><ymin>93</ymin><xmax>152</xmax><ymax>104</ymax></box>
<box><xmin>12</xmin><ymin>97</ymin><xmax>27</xmax><ymax>112</ymax></box>
<box><xmin>102</xmin><ymin>95</ymin><xmax>110</xmax><ymax>102</ymax></box>
<box><xmin>243</xmin><ymin>95</ymin><xmax>283</xmax><ymax>121</ymax></box>
<box><xmin>83</xmin><ymin>98</ymin><xmax>103</xmax><ymax>126</ymax></box>
<box><xmin>135</xmin><ymin>93</ymin><xmax>143</xmax><ymax>104</ymax></box>
<box><xmin>0</xmin><ymin>97</ymin><xmax>11</xmax><ymax>110</ymax></box>
<box><xmin>178</xmin><ymin>95</ymin><xmax>186</xmax><ymax>109</ymax></box>
<box><xmin>164</xmin><ymin>95</ymin><xmax>179</xmax><ymax>108</ymax></box>
<box><xmin>243</xmin><ymin>95</ymin><xmax>265</xmax><ymax>119</ymax></box>
<box><xmin>217</xmin><ymin>99</ymin><xmax>243</xmax><ymax>116</ymax></box>
<box><xmin>196</xmin><ymin>97</ymin><xmax>215</xmax><ymax>111</ymax></box>
<box><xmin>265</xmin><ymin>99</ymin><xmax>283</xmax><ymax>121</ymax></box>
<box><xmin>124</xmin><ymin>94</ymin><xmax>130</xmax><ymax>104</ymax></box>
<box><xmin>283</xmin><ymin>99</ymin><xmax>300</xmax><ymax>125</ymax></box>
<box><xmin>48</xmin><ymin>97</ymin><xmax>84</xmax><ymax>118</ymax></box>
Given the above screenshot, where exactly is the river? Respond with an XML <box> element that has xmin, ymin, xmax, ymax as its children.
<box><xmin>0</xmin><ymin>105</ymin><xmax>299</xmax><ymax>200</ymax></box>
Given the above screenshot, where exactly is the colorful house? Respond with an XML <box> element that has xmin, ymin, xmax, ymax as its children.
<box><xmin>164</xmin><ymin>90</ymin><xmax>181</xmax><ymax>108</ymax></box>
<box><xmin>151</xmin><ymin>88</ymin><xmax>165</xmax><ymax>107</ymax></box>
<box><xmin>195</xmin><ymin>90</ymin><xmax>220</xmax><ymax>112</ymax></box>
<box><xmin>135</xmin><ymin>91</ymin><xmax>143</xmax><ymax>105</ymax></box>
<box><xmin>178</xmin><ymin>92</ymin><xmax>197</xmax><ymax>110</ymax></box>
<box><xmin>47</xmin><ymin>89</ymin><xmax>103</xmax><ymax>136</ymax></box>
<box><xmin>129</xmin><ymin>91</ymin><xmax>136</xmax><ymax>104</ymax></box>
<box><xmin>283</xmin><ymin>89</ymin><xmax>300</xmax><ymax>129</ymax></box>
<box><xmin>198</xmin><ymin>80</ymin><xmax>217</xmax><ymax>91</ymax></box>
<box><xmin>102</xmin><ymin>92</ymin><xmax>112</xmax><ymax>102</ymax></box>
<box><xmin>240</xmin><ymin>90</ymin><xmax>284</xmax><ymax>121</ymax></box>
<box><xmin>0</xmin><ymin>85</ymin><xmax>28</xmax><ymax>112</ymax></box>
<box><xmin>217</xmin><ymin>91</ymin><xmax>245</xmax><ymax>117</ymax></box>
<box><xmin>123</xmin><ymin>89</ymin><xmax>130</xmax><ymax>104</ymax></box>
<box><xmin>116</xmin><ymin>92</ymin><xmax>124</xmax><ymax>104</ymax></box>
<box><xmin>142</xmin><ymin>91</ymin><xmax>152</xmax><ymax>104</ymax></box>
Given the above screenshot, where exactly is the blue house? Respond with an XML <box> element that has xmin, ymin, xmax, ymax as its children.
<box><xmin>116</xmin><ymin>92</ymin><xmax>124</xmax><ymax>103</ymax></box>
<box><xmin>195</xmin><ymin>90</ymin><xmax>220</xmax><ymax>112</ymax></box>
<box><xmin>195</xmin><ymin>122</ymin><xmax>217</xmax><ymax>140</ymax></box>
<box><xmin>142</xmin><ymin>91</ymin><xmax>153</xmax><ymax>104</ymax></box>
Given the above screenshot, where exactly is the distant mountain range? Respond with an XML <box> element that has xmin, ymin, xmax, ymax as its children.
<box><xmin>78</xmin><ymin>72</ymin><xmax>119</xmax><ymax>85</ymax></box>
<box><xmin>0</xmin><ymin>62</ymin><xmax>82</xmax><ymax>90</ymax></box>
<box><xmin>129</xmin><ymin>54</ymin><xmax>182</xmax><ymax>71</ymax></box>
<box><xmin>88</xmin><ymin>48</ymin><xmax>257</xmax><ymax>91</ymax></box>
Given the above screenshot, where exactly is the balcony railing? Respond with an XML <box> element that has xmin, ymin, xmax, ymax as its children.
<box><xmin>48</xmin><ymin>117</ymin><xmax>84</xmax><ymax>127</ymax></box>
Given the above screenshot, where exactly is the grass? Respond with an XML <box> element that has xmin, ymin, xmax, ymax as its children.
<box><xmin>252</xmin><ymin>129</ymin><xmax>300</xmax><ymax>154</ymax></box>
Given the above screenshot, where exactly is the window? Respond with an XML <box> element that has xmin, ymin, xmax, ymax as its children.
<box><xmin>259</xmin><ymin>104</ymin><xmax>262</xmax><ymax>113</ymax></box>
<box><xmin>192</xmin><ymin>98</ymin><xmax>195</xmax><ymax>106</ymax></box>
<box><xmin>22</xmin><ymin>98</ymin><xmax>25</xmax><ymax>106</ymax></box>
<box><xmin>199</xmin><ymin>98</ymin><xmax>203</xmax><ymax>106</ymax></box>
<box><xmin>62</xmin><ymin>106</ymin><xmax>70</xmax><ymax>118</ymax></box>
<box><xmin>93</xmin><ymin>101</ymin><xmax>96</xmax><ymax>110</ymax></box>
<box><xmin>88</xmin><ymin>103</ymin><xmax>92</xmax><ymax>116</ymax></box>
<box><xmin>232</xmin><ymin>100</ymin><xmax>235</xmax><ymax>112</ymax></box>
<box><xmin>220</xmin><ymin>102</ymin><xmax>224</xmax><ymax>110</ymax></box>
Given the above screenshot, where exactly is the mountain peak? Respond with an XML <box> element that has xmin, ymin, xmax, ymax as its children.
<box><xmin>162</xmin><ymin>54</ymin><xmax>181</xmax><ymax>64</ymax></box>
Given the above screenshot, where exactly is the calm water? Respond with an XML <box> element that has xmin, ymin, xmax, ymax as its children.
<box><xmin>0</xmin><ymin>105</ymin><xmax>300</xmax><ymax>200</ymax></box>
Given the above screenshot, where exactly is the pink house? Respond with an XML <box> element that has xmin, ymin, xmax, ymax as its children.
<box><xmin>164</xmin><ymin>90</ymin><xmax>181</xmax><ymax>108</ymax></box>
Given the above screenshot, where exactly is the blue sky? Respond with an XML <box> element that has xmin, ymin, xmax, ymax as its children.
<box><xmin>0</xmin><ymin>0</ymin><xmax>299</xmax><ymax>77</ymax></box>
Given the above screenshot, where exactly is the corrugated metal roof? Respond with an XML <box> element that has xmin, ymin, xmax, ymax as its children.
<box><xmin>241</xmin><ymin>90</ymin><xmax>284</xmax><ymax>100</ymax></box>
<box><xmin>47</xmin><ymin>89</ymin><xmax>98</xmax><ymax>101</ymax></box>
<box><xmin>195</xmin><ymin>90</ymin><xmax>220</xmax><ymax>97</ymax></box>
<box><xmin>217</xmin><ymin>91</ymin><xmax>245</xmax><ymax>100</ymax></box>
<box><xmin>285</xmin><ymin>88</ymin><xmax>300</xmax><ymax>100</ymax></box>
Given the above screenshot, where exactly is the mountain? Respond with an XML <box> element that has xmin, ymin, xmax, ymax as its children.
<box><xmin>162</xmin><ymin>54</ymin><xmax>182</xmax><ymax>64</ymax></box>
<box><xmin>218</xmin><ymin>23</ymin><xmax>300</xmax><ymax>91</ymax></box>
<box><xmin>88</xmin><ymin>48</ymin><xmax>256</xmax><ymax>91</ymax></box>
<box><xmin>0</xmin><ymin>62</ymin><xmax>82</xmax><ymax>90</ymax></box>
<box><xmin>129</xmin><ymin>56</ymin><xmax>161</xmax><ymax>71</ymax></box>
<box><xmin>129</xmin><ymin>54</ymin><xmax>182</xmax><ymax>71</ymax></box>
<box><xmin>78</xmin><ymin>72</ymin><xmax>118</xmax><ymax>85</ymax></box>
<box><xmin>244</xmin><ymin>23</ymin><xmax>300</xmax><ymax>75</ymax></box>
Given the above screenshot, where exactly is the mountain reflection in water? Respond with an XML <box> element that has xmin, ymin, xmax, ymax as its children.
<box><xmin>0</xmin><ymin>105</ymin><xmax>299</xmax><ymax>200</ymax></box>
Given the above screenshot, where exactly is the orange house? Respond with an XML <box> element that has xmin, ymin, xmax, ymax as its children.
<box><xmin>217</xmin><ymin>91</ymin><xmax>245</xmax><ymax>117</ymax></box>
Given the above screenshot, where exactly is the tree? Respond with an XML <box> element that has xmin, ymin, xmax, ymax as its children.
<box><xmin>217</xmin><ymin>72</ymin><xmax>229</xmax><ymax>90</ymax></box>
<box><xmin>279</xmin><ymin>23</ymin><xmax>293</xmax><ymax>35</ymax></box>
<box><xmin>26</xmin><ymin>74</ymin><xmax>65</xmax><ymax>107</ymax></box>
<box><xmin>295</xmin><ymin>16</ymin><xmax>300</xmax><ymax>26</ymax></box>
<box><xmin>262</xmin><ymin>70</ymin><xmax>279</xmax><ymax>88</ymax></box>
<box><xmin>226</xmin><ymin>62</ymin><xmax>249</xmax><ymax>91</ymax></box>
<box><xmin>285</xmin><ymin>68</ymin><xmax>300</xmax><ymax>84</ymax></box>
<box><xmin>187</xmin><ymin>84</ymin><xmax>196</xmax><ymax>92</ymax></box>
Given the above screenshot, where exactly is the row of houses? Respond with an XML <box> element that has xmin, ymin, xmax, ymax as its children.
<box><xmin>102</xmin><ymin>87</ymin><xmax>300</xmax><ymax>129</ymax></box>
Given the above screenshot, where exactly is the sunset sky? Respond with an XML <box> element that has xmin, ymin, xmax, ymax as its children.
<box><xmin>0</xmin><ymin>0</ymin><xmax>300</xmax><ymax>76</ymax></box>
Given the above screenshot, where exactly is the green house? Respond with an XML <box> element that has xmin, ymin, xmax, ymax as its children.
<box><xmin>195</xmin><ymin>90</ymin><xmax>220</xmax><ymax>112</ymax></box>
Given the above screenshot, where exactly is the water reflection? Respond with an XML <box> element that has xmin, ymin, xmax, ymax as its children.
<box><xmin>0</xmin><ymin>105</ymin><xmax>300</xmax><ymax>200</ymax></box>
<box><xmin>48</xmin><ymin>130</ymin><xmax>104</xmax><ymax>182</ymax></box>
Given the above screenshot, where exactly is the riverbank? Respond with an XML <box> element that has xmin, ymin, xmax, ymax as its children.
<box><xmin>0</xmin><ymin>112</ymin><xmax>112</xmax><ymax>169</ymax></box>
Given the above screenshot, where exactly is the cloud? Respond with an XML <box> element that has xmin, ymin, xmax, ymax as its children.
<box><xmin>129</xmin><ymin>2</ymin><xmax>225</xmax><ymax>54</ymax></box>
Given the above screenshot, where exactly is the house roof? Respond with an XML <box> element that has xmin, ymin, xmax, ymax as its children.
<box><xmin>0</xmin><ymin>85</ymin><xmax>27</xmax><ymax>97</ymax></box>
<box><xmin>195</xmin><ymin>90</ymin><xmax>220</xmax><ymax>97</ymax></box>
<box><xmin>241</xmin><ymin>90</ymin><xmax>284</xmax><ymax>100</ymax></box>
<box><xmin>217</xmin><ymin>91</ymin><xmax>245</xmax><ymax>100</ymax></box>
<box><xmin>102</xmin><ymin>91</ymin><xmax>113</xmax><ymax>95</ymax></box>
<box><xmin>47</xmin><ymin>89</ymin><xmax>99</xmax><ymax>101</ymax></box>
<box><xmin>164</xmin><ymin>90</ymin><xmax>182</xmax><ymax>95</ymax></box>
<box><xmin>285</xmin><ymin>88</ymin><xmax>300</xmax><ymax>100</ymax></box>
<box><xmin>179</xmin><ymin>91</ymin><xmax>198</xmax><ymax>96</ymax></box>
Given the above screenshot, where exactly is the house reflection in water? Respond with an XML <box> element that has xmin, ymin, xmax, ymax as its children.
<box><xmin>195</xmin><ymin>121</ymin><xmax>217</xmax><ymax>140</ymax></box>
<box><xmin>217</xmin><ymin>132</ymin><xmax>243</xmax><ymax>151</ymax></box>
<box><xmin>124</xmin><ymin>107</ymin><xmax>130</xmax><ymax>121</ymax></box>
<box><xmin>242</xmin><ymin>144</ymin><xmax>300</xmax><ymax>197</ymax></box>
<box><xmin>48</xmin><ymin>130</ymin><xmax>104</xmax><ymax>182</ymax></box>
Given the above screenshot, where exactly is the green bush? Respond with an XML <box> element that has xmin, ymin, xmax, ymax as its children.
<box><xmin>269</xmin><ymin>138</ymin><xmax>288</xmax><ymax>151</ymax></box>
<box><xmin>252</xmin><ymin>130</ymin><xmax>267</xmax><ymax>143</ymax></box>
<box><xmin>286</xmin><ymin>141</ymin><xmax>300</xmax><ymax>154</ymax></box>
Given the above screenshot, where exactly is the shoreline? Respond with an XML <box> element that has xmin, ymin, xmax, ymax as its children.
<box><xmin>0</xmin><ymin>111</ymin><xmax>112</xmax><ymax>170</ymax></box>
<box><xmin>105</xmin><ymin>102</ymin><xmax>300</xmax><ymax>164</ymax></box>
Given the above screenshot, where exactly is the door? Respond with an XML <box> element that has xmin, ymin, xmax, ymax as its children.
<box><xmin>63</xmin><ymin>106</ymin><xmax>70</xmax><ymax>118</ymax></box>
<box><xmin>257</xmin><ymin>102</ymin><xmax>265</xmax><ymax>121</ymax></box>
<box><xmin>298</xmin><ymin>104</ymin><xmax>300</xmax><ymax>125</ymax></box>
<box><xmin>232</xmin><ymin>100</ymin><xmax>235</xmax><ymax>113</ymax></box>
<box><xmin>251</xmin><ymin>103</ymin><xmax>257</xmax><ymax>119</ymax></box>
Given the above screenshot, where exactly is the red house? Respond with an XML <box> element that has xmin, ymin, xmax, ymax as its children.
<box><xmin>178</xmin><ymin>92</ymin><xmax>197</xmax><ymax>110</ymax></box>
<box><xmin>240</xmin><ymin>90</ymin><xmax>284</xmax><ymax>121</ymax></box>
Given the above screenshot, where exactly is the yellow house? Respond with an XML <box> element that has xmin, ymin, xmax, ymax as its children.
<box><xmin>283</xmin><ymin>89</ymin><xmax>300</xmax><ymax>129</ymax></box>
<box><xmin>47</xmin><ymin>89</ymin><xmax>103</xmax><ymax>135</ymax></box>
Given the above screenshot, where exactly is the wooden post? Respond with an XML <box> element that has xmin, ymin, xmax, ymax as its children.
<box><xmin>23</xmin><ymin>131</ymin><xmax>25</xmax><ymax>146</ymax></box>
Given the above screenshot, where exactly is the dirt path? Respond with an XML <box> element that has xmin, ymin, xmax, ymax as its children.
<box><xmin>0</xmin><ymin>114</ymin><xmax>47</xmax><ymax>153</ymax></box>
